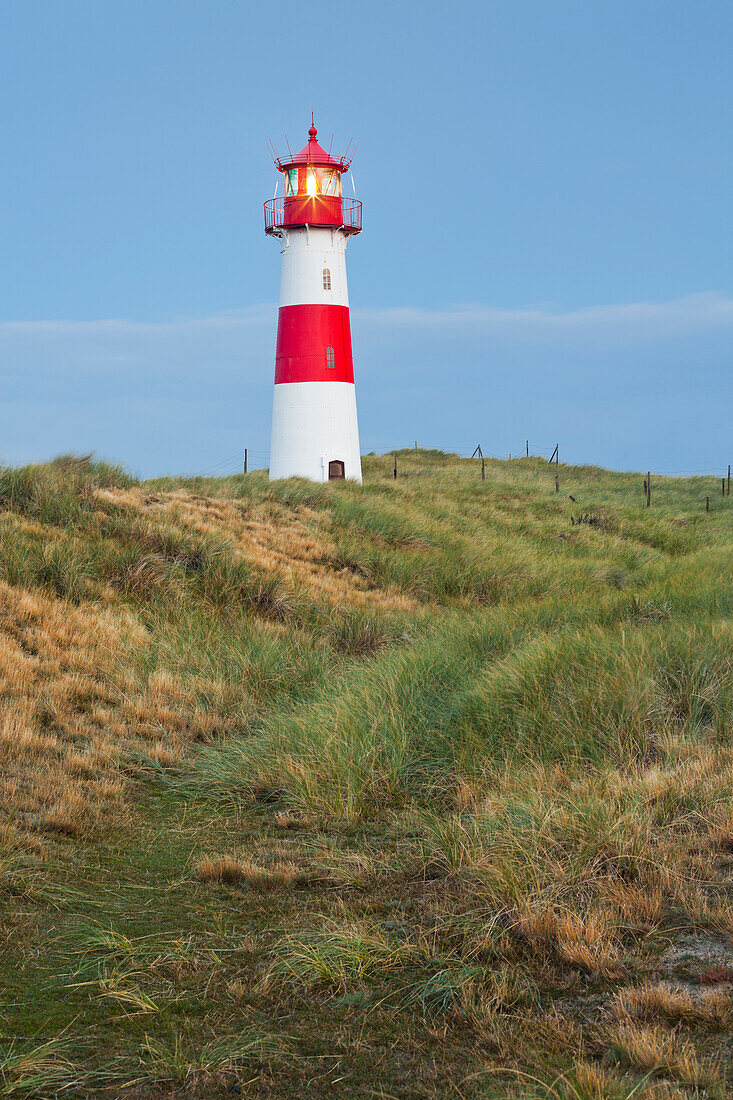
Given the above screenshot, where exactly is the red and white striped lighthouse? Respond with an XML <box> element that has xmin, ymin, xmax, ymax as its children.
<box><xmin>264</xmin><ymin>121</ymin><xmax>363</xmax><ymax>483</ymax></box>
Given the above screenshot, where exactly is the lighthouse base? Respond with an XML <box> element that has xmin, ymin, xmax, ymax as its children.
<box><xmin>269</xmin><ymin>381</ymin><xmax>363</xmax><ymax>484</ymax></box>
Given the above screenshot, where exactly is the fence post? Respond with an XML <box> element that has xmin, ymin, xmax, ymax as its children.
<box><xmin>243</xmin><ymin>448</ymin><xmax>247</xmax><ymax>474</ymax></box>
<box><xmin>706</xmin><ymin>496</ymin><xmax>710</xmax><ymax>513</ymax></box>
<box><xmin>414</xmin><ymin>441</ymin><xmax>417</xmax><ymax>452</ymax></box>
<box><xmin>647</xmin><ymin>472</ymin><xmax>651</xmax><ymax>508</ymax></box>
<box><xmin>728</xmin><ymin>464</ymin><xmax>731</xmax><ymax>496</ymax></box>
<box><xmin>548</xmin><ymin>444</ymin><xmax>559</xmax><ymax>492</ymax></box>
<box><xmin>724</xmin><ymin>478</ymin><xmax>727</xmax><ymax>497</ymax></box>
<box><xmin>393</xmin><ymin>454</ymin><xmax>397</xmax><ymax>480</ymax></box>
<box><xmin>526</xmin><ymin>440</ymin><xmax>529</xmax><ymax>458</ymax></box>
<box><xmin>481</xmin><ymin>456</ymin><xmax>485</xmax><ymax>481</ymax></box>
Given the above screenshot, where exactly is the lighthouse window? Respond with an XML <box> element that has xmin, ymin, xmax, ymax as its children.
<box><xmin>285</xmin><ymin>168</ymin><xmax>298</xmax><ymax>196</ymax></box>
<box><xmin>326</xmin><ymin>346</ymin><xmax>336</xmax><ymax>369</ymax></box>
<box><xmin>322</xmin><ymin>170</ymin><xmax>340</xmax><ymax>196</ymax></box>
<box><xmin>322</xmin><ymin>268</ymin><xmax>331</xmax><ymax>290</ymax></box>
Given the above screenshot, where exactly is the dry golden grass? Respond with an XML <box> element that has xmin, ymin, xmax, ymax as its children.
<box><xmin>195</xmin><ymin>854</ymin><xmax>303</xmax><ymax>890</ymax></box>
<box><xmin>606</xmin><ymin>1022</ymin><xmax>721</xmax><ymax>1088</ymax></box>
<box><xmin>0</xmin><ymin>577</ymin><xmax>219</xmax><ymax>844</ymax></box>
<box><xmin>549</xmin><ymin>910</ymin><xmax>624</xmax><ymax>976</ymax></box>
<box><xmin>613</xmin><ymin>981</ymin><xmax>733</xmax><ymax>1029</ymax></box>
<box><xmin>603</xmin><ymin>883</ymin><xmax>665</xmax><ymax>928</ymax></box>
<box><xmin>101</xmin><ymin>487</ymin><xmax>418</xmax><ymax>612</ymax></box>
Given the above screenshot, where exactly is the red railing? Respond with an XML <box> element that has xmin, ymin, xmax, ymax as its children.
<box><xmin>264</xmin><ymin>195</ymin><xmax>362</xmax><ymax>234</ymax></box>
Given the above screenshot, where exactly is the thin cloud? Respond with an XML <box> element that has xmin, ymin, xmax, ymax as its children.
<box><xmin>2</xmin><ymin>292</ymin><xmax>726</xmax><ymax>369</ymax></box>
<box><xmin>356</xmin><ymin>292</ymin><xmax>733</xmax><ymax>343</ymax></box>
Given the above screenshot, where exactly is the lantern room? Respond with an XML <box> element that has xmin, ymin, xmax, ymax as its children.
<box><xmin>264</xmin><ymin>123</ymin><xmax>362</xmax><ymax>235</ymax></box>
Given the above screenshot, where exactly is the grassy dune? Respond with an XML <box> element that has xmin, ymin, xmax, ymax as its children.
<box><xmin>1</xmin><ymin>450</ymin><xmax>732</xmax><ymax>1098</ymax></box>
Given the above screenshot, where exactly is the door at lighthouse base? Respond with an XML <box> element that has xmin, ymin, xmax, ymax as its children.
<box><xmin>328</xmin><ymin>460</ymin><xmax>345</xmax><ymax>481</ymax></box>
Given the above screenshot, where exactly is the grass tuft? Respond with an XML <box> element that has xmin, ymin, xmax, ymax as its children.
<box><xmin>196</xmin><ymin>854</ymin><xmax>304</xmax><ymax>889</ymax></box>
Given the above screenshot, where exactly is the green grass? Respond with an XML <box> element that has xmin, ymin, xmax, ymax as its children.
<box><xmin>0</xmin><ymin>449</ymin><xmax>732</xmax><ymax>1097</ymax></box>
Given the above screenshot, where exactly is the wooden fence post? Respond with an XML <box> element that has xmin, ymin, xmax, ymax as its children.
<box><xmin>646</xmin><ymin>472</ymin><xmax>651</xmax><ymax>508</ymax></box>
<box><xmin>548</xmin><ymin>445</ymin><xmax>559</xmax><ymax>491</ymax></box>
<box><xmin>706</xmin><ymin>496</ymin><xmax>710</xmax><ymax>513</ymax></box>
<box><xmin>481</xmin><ymin>456</ymin><xmax>485</xmax><ymax>481</ymax></box>
<box><xmin>526</xmin><ymin>440</ymin><xmax>529</xmax><ymax>458</ymax></box>
<box><xmin>243</xmin><ymin>448</ymin><xmax>247</xmax><ymax>474</ymax></box>
<box><xmin>393</xmin><ymin>454</ymin><xmax>397</xmax><ymax>479</ymax></box>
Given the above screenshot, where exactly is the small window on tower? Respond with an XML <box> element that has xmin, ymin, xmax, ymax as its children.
<box><xmin>326</xmin><ymin>346</ymin><xmax>336</xmax><ymax>369</ymax></box>
<box><xmin>322</xmin><ymin>268</ymin><xmax>331</xmax><ymax>290</ymax></box>
<box><xmin>286</xmin><ymin>168</ymin><xmax>299</xmax><ymax>196</ymax></box>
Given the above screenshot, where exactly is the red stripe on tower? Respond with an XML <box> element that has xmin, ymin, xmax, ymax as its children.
<box><xmin>274</xmin><ymin>304</ymin><xmax>354</xmax><ymax>384</ymax></box>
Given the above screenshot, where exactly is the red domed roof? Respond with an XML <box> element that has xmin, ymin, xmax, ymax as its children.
<box><xmin>273</xmin><ymin>122</ymin><xmax>352</xmax><ymax>173</ymax></box>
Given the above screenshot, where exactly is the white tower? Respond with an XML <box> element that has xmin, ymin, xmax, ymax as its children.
<box><xmin>264</xmin><ymin>122</ymin><xmax>363</xmax><ymax>483</ymax></box>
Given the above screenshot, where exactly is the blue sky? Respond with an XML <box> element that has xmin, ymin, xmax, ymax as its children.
<box><xmin>2</xmin><ymin>0</ymin><xmax>731</xmax><ymax>476</ymax></box>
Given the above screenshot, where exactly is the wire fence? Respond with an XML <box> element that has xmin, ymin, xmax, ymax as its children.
<box><xmin>189</xmin><ymin>441</ymin><xmax>732</xmax><ymax>509</ymax></box>
<box><xmin>382</xmin><ymin>440</ymin><xmax>731</xmax><ymax>479</ymax></box>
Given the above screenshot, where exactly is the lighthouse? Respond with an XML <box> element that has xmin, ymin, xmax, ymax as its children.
<box><xmin>264</xmin><ymin>121</ymin><xmax>363</xmax><ymax>483</ymax></box>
